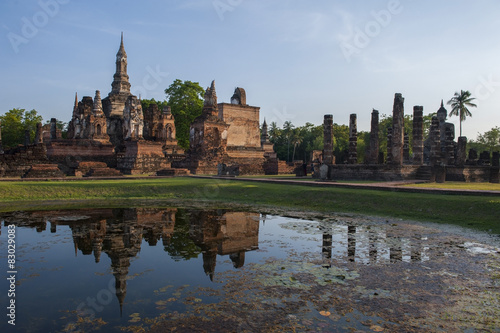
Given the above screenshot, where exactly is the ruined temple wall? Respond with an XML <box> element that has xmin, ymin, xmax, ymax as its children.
<box><xmin>0</xmin><ymin>144</ymin><xmax>50</xmax><ymax>177</ymax></box>
<box><xmin>218</xmin><ymin>103</ymin><xmax>261</xmax><ymax>149</ymax></box>
<box><xmin>46</xmin><ymin>139</ymin><xmax>117</xmax><ymax>174</ymax></box>
<box><xmin>445</xmin><ymin>166</ymin><xmax>495</xmax><ymax>182</ymax></box>
<box><xmin>327</xmin><ymin>165</ymin><xmax>421</xmax><ymax>181</ymax></box>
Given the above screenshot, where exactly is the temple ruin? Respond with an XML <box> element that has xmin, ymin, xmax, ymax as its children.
<box><xmin>315</xmin><ymin>93</ymin><xmax>499</xmax><ymax>183</ymax></box>
<box><xmin>0</xmin><ymin>34</ymin><xmax>281</xmax><ymax>178</ymax></box>
<box><xmin>0</xmin><ymin>35</ymin><xmax>497</xmax><ymax>182</ymax></box>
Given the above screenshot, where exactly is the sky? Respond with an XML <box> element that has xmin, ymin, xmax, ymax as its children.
<box><xmin>1</xmin><ymin>0</ymin><xmax>500</xmax><ymax>139</ymax></box>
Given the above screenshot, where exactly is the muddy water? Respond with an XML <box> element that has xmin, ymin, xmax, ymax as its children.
<box><xmin>0</xmin><ymin>208</ymin><xmax>499</xmax><ymax>332</ymax></box>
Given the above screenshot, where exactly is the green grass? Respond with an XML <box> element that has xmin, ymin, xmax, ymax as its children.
<box><xmin>404</xmin><ymin>182</ymin><xmax>500</xmax><ymax>191</ymax></box>
<box><xmin>0</xmin><ymin>177</ymin><xmax>498</xmax><ymax>234</ymax></box>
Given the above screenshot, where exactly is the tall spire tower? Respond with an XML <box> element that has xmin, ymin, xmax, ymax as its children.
<box><xmin>111</xmin><ymin>32</ymin><xmax>131</xmax><ymax>95</ymax></box>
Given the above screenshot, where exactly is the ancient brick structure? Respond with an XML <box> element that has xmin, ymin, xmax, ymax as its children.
<box><xmin>75</xmin><ymin>161</ymin><xmax>123</xmax><ymax>177</ymax></box>
<box><xmin>35</xmin><ymin>122</ymin><xmax>43</xmax><ymax>144</ymax></box>
<box><xmin>1</xmin><ymin>34</ymin><xmax>283</xmax><ymax>178</ymax></box>
<box><xmin>317</xmin><ymin>94</ymin><xmax>498</xmax><ymax>183</ymax></box>
<box><xmin>175</xmin><ymin>84</ymin><xmax>276</xmax><ymax>175</ymax></box>
<box><xmin>0</xmin><ymin>144</ymin><xmax>53</xmax><ymax>178</ymax></box>
<box><xmin>323</xmin><ymin>115</ymin><xmax>334</xmax><ymax>165</ymax></box>
<box><xmin>444</xmin><ymin>126</ymin><xmax>455</xmax><ymax>165</ymax></box>
<box><xmin>403</xmin><ymin>132</ymin><xmax>410</xmax><ymax>164</ymax></box>
<box><xmin>429</xmin><ymin>116</ymin><xmax>441</xmax><ymax>166</ymax></box>
<box><xmin>176</xmin><ymin>81</ymin><xmax>230</xmax><ymax>174</ymax></box>
<box><xmin>456</xmin><ymin>137</ymin><xmax>467</xmax><ymax>166</ymax></box>
<box><xmin>386</xmin><ymin>127</ymin><xmax>393</xmax><ymax>164</ymax></box>
<box><xmin>348</xmin><ymin>114</ymin><xmax>357</xmax><ymax>164</ymax></box>
<box><xmin>23</xmin><ymin>164</ymin><xmax>66</xmax><ymax>178</ymax></box>
<box><xmin>391</xmin><ymin>93</ymin><xmax>405</xmax><ymax>165</ymax></box>
<box><xmin>366</xmin><ymin>109</ymin><xmax>379</xmax><ymax>164</ymax></box>
<box><xmin>412</xmin><ymin>106</ymin><xmax>424</xmax><ymax>165</ymax></box>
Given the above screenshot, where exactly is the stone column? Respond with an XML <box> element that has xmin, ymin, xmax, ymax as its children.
<box><xmin>386</xmin><ymin>127</ymin><xmax>393</xmax><ymax>164</ymax></box>
<box><xmin>430</xmin><ymin>116</ymin><xmax>441</xmax><ymax>166</ymax></box>
<box><xmin>348</xmin><ymin>114</ymin><xmax>357</xmax><ymax>164</ymax></box>
<box><xmin>492</xmin><ymin>152</ymin><xmax>499</xmax><ymax>167</ymax></box>
<box><xmin>391</xmin><ymin>93</ymin><xmax>405</xmax><ymax>165</ymax></box>
<box><xmin>445</xmin><ymin>127</ymin><xmax>455</xmax><ymax>165</ymax></box>
<box><xmin>35</xmin><ymin>122</ymin><xmax>43</xmax><ymax>144</ymax></box>
<box><xmin>323</xmin><ymin>115</ymin><xmax>334</xmax><ymax>165</ymax></box>
<box><xmin>403</xmin><ymin>132</ymin><xmax>410</xmax><ymax>164</ymax></box>
<box><xmin>24</xmin><ymin>129</ymin><xmax>31</xmax><ymax>146</ymax></box>
<box><xmin>367</xmin><ymin>109</ymin><xmax>379</xmax><ymax>164</ymax></box>
<box><xmin>50</xmin><ymin>118</ymin><xmax>57</xmax><ymax>140</ymax></box>
<box><xmin>490</xmin><ymin>151</ymin><xmax>499</xmax><ymax>183</ymax></box>
<box><xmin>412</xmin><ymin>106</ymin><xmax>424</xmax><ymax>165</ymax></box>
<box><xmin>456</xmin><ymin>137</ymin><xmax>467</xmax><ymax>166</ymax></box>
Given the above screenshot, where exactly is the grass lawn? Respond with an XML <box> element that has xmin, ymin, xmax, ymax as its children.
<box><xmin>0</xmin><ymin>177</ymin><xmax>498</xmax><ymax>234</ymax></box>
<box><xmin>404</xmin><ymin>181</ymin><xmax>500</xmax><ymax>191</ymax></box>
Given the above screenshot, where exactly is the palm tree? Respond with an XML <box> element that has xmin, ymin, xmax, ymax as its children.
<box><xmin>447</xmin><ymin>90</ymin><xmax>477</xmax><ymax>137</ymax></box>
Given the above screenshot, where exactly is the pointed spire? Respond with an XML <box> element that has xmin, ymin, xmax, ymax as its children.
<box><xmin>93</xmin><ymin>90</ymin><xmax>103</xmax><ymax>116</ymax></box>
<box><xmin>261</xmin><ymin>118</ymin><xmax>269</xmax><ymax>144</ymax></box>
<box><xmin>441</xmin><ymin>99</ymin><xmax>444</xmax><ymax>107</ymax></box>
<box><xmin>111</xmin><ymin>32</ymin><xmax>131</xmax><ymax>95</ymax></box>
<box><xmin>117</xmin><ymin>31</ymin><xmax>126</xmax><ymax>58</ymax></box>
<box><xmin>203</xmin><ymin>80</ymin><xmax>218</xmax><ymax>115</ymax></box>
<box><xmin>72</xmin><ymin>92</ymin><xmax>78</xmax><ymax>117</ymax></box>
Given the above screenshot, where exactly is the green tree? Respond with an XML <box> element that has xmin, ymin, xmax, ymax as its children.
<box><xmin>469</xmin><ymin>126</ymin><xmax>500</xmax><ymax>154</ymax></box>
<box><xmin>141</xmin><ymin>98</ymin><xmax>168</xmax><ymax>113</ymax></box>
<box><xmin>282</xmin><ymin>121</ymin><xmax>295</xmax><ymax>162</ymax></box>
<box><xmin>297</xmin><ymin>123</ymin><xmax>323</xmax><ymax>162</ymax></box>
<box><xmin>164</xmin><ymin>79</ymin><xmax>204</xmax><ymax>149</ymax></box>
<box><xmin>0</xmin><ymin>108</ymin><xmax>43</xmax><ymax>148</ymax></box>
<box><xmin>447</xmin><ymin>90</ymin><xmax>477</xmax><ymax>137</ymax></box>
<box><xmin>333</xmin><ymin>123</ymin><xmax>349</xmax><ymax>163</ymax></box>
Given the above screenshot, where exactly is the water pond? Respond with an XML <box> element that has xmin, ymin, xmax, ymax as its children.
<box><xmin>1</xmin><ymin>207</ymin><xmax>499</xmax><ymax>332</ymax></box>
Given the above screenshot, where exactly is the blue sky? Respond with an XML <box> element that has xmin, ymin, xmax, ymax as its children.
<box><xmin>1</xmin><ymin>0</ymin><xmax>499</xmax><ymax>139</ymax></box>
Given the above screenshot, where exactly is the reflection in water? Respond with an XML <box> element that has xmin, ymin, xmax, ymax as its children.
<box><xmin>319</xmin><ymin>223</ymin><xmax>429</xmax><ymax>265</ymax></box>
<box><xmin>1</xmin><ymin>208</ymin><xmax>260</xmax><ymax>315</ymax></box>
<box><xmin>0</xmin><ymin>209</ymin><xmax>438</xmax><ymax>332</ymax></box>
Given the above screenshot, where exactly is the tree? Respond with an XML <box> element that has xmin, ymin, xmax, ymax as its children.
<box><xmin>141</xmin><ymin>98</ymin><xmax>168</xmax><ymax>113</ymax></box>
<box><xmin>282</xmin><ymin>121</ymin><xmax>295</xmax><ymax>162</ymax></box>
<box><xmin>332</xmin><ymin>123</ymin><xmax>349</xmax><ymax>163</ymax></box>
<box><xmin>447</xmin><ymin>90</ymin><xmax>477</xmax><ymax>137</ymax></box>
<box><xmin>164</xmin><ymin>79</ymin><xmax>205</xmax><ymax>149</ymax></box>
<box><xmin>0</xmin><ymin>108</ymin><xmax>43</xmax><ymax>148</ymax></box>
<box><xmin>469</xmin><ymin>126</ymin><xmax>500</xmax><ymax>154</ymax></box>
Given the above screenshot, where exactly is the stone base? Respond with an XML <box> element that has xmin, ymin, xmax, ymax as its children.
<box><xmin>22</xmin><ymin>164</ymin><xmax>65</xmax><ymax>178</ymax></box>
<box><xmin>117</xmin><ymin>140</ymin><xmax>169</xmax><ymax>175</ymax></box>
<box><xmin>218</xmin><ymin>163</ymin><xmax>240</xmax><ymax>177</ymax></box>
<box><xmin>263</xmin><ymin>159</ymin><xmax>298</xmax><ymax>175</ymax></box>
<box><xmin>326</xmin><ymin>164</ymin><xmax>421</xmax><ymax>181</ymax></box>
<box><xmin>46</xmin><ymin>139</ymin><xmax>116</xmax><ymax>175</ymax></box>
<box><xmin>75</xmin><ymin>161</ymin><xmax>123</xmax><ymax>177</ymax></box>
<box><xmin>445</xmin><ymin>166</ymin><xmax>493</xmax><ymax>182</ymax></box>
